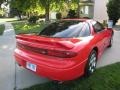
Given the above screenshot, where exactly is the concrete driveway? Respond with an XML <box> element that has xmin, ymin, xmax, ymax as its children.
<box><xmin>97</xmin><ymin>27</ymin><xmax>120</xmax><ymax>67</ymax></box>
<box><xmin>0</xmin><ymin>23</ymin><xmax>16</xmax><ymax>90</ymax></box>
<box><xmin>0</xmin><ymin>23</ymin><xmax>48</xmax><ymax>90</ymax></box>
<box><xmin>0</xmin><ymin>23</ymin><xmax>120</xmax><ymax>90</ymax></box>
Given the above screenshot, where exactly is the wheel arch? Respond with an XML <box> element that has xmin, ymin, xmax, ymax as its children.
<box><xmin>92</xmin><ymin>47</ymin><xmax>99</xmax><ymax>60</ymax></box>
<box><xmin>84</xmin><ymin>46</ymin><xmax>98</xmax><ymax>77</ymax></box>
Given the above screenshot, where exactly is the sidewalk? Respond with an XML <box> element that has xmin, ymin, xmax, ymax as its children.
<box><xmin>0</xmin><ymin>22</ymin><xmax>16</xmax><ymax>90</ymax></box>
<box><xmin>0</xmin><ymin>22</ymin><xmax>48</xmax><ymax>90</ymax></box>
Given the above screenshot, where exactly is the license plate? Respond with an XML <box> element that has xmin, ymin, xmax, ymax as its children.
<box><xmin>26</xmin><ymin>62</ymin><xmax>37</xmax><ymax>72</ymax></box>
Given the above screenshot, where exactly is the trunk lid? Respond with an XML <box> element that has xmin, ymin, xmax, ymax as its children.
<box><xmin>16</xmin><ymin>34</ymin><xmax>80</xmax><ymax>49</ymax></box>
<box><xmin>16</xmin><ymin>34</ymin><xmax>80</xmax><ymax>58</ymax></box>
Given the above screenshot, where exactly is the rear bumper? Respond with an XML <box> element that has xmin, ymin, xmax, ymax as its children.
<box><xmin>14</xmin><ymin>49</ymin><xmax>87</xmax><ymax>81</ymax></box>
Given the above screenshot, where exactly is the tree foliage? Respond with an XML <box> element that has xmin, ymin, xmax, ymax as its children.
<box><xmin>0</xmin><ymin>0</ymin><xmax>5</xmax><ymax>5</ymax></box>
<box><xmin>10</xmin><ymin>0</ymin><xmax>42</xmax><ymax>14</ymax></box>
<box><xmin>107</xmin><ymin>0</ymin><xmax>120</xmax><ymax>25</ymax></box>
<box><xmin>39</xmin><ymin>0</ymin><xmax>67</xmax><ymax>21</ymax></box>
<box><xmin>10</xmin><ymin>0</ymin><xmax>80</xmax><ymax>21</ymax></box>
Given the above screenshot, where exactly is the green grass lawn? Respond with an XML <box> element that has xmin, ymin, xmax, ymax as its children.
<box><xmin>12</xmin><ymin>21</ymin><xmax>48</xmax><ymax>35</ymax></box>
<box><xmin>23</xmin><ymin>63</ymin><xmax>120</xmax><ymax>90</ymax></box>
<box><xmin>0</xmin><ymin>24</ymin><xmax>5</xmax><ymax>35</ymax></box>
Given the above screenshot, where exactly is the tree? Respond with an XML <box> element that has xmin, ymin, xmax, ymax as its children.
<box><xmin>39</xmin><ymin>0</ymin><xmax>64</xmax><ymax>21</ymax></box>
<box><xmin>10</xmin><ymin>0</ymin><xmax>26</xmax><ymax>19</ymax></box>
<box><xmin>107</xmin><ymin>0</ymin><xmax>120</xmax><ymax>25</ymax></box>
<box><xmin>10</xmin><ymin>0</ymin><xmax>40</xmax><ymax>19</ymax></box>
<box><xmin>11</xmin><ymin>0</ymin><xmax>64</xmax><ymax>21</ymax></box>
<box><xmin>51</xmin><ymin>0</ymin><xmax>80</xmax><ymax>18</ymax></box>
<box><xmin>70</xmin><ymin>0</ymin><xmax>80</xmax><ymax>18</ymax></box>
<box><xmin>10</xmin><ymin>0</ymin><xmax>80</xmax><ymax>21</ymax></box>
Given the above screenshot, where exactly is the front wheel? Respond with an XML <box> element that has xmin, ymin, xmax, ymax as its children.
<box><xmin>85</xmin><ymin>50</ymin><xmax>97</xmax><ymax>77</ymax></box>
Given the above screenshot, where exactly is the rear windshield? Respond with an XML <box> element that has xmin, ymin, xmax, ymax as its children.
<box><xmin>39</xmin><ymin>21</ymin><xmax>86</xmax><ymax>38</ymax></box>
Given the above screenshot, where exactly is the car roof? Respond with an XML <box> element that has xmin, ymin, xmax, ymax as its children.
<box><xmin>61</xmin><ymin>18</ymin><xmax>94</xmax><ymax>23</ymax></box>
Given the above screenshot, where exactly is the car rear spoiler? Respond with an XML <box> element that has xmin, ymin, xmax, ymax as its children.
<box><xmin>16</xmin><ymin>35</ymin><xmax>75</xmax><ymax>49</ymax></box>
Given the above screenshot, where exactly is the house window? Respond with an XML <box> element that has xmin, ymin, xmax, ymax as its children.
<box><xmin>79</xmin><ymin>0</ymin><xmax>94</xmax><ymax>18</ymax></box>
<box><xmin>85</xmin><ymin>6</ymin><xmax>89</xmax><ymax>14</ymax></box>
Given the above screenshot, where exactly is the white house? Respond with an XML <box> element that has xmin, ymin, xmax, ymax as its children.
<box><xmin>80</xmin><ymin>0</ymin><xmax>109</xmax><ymax>22</ymax></box>
<box><xmin>94</xmin><ymin>0</ymin><xmax>108</xmax><ymax>22</ymax></box>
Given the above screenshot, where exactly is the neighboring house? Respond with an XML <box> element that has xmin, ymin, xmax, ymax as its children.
<box><xmin>79</xmin><ymin>0</ymin><xmax>94</xmax><ymax>18</ymax></box>
<box><xmin>0</xmin><ymin>1</ymin><xmax>10</xmax><ymax>17</ymax></box>
<box><xmin>80</xmin><ymin>0</ymin><xmax>108</xmax><ymax>22</ymax></box>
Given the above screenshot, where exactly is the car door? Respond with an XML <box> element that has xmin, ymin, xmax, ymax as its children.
<box><xmin>92</xmin><ymin>21</ymin><xmax>106</xmax><ymax>55</ymax></box>
<box><xmin>103</xmin><ymin>28</ymin><xmax>113</xmax><ymax>47</ymax></box>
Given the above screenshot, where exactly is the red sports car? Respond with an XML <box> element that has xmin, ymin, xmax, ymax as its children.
<box><xmin>14</xmin><ymin>19</ymin><xmax>113</xmax><ymax>81</ymax></box>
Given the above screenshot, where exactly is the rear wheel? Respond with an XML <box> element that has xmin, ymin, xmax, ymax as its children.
<box><xmin>85</xmin><ymin>50</ymin><xmax>97</xmax><ymax>77</ymax></box>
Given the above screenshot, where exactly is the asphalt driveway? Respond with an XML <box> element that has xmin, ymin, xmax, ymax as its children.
<box><xmin>0</xmin><ymin>23</ymin><xmax>120</xmax><ymax>90</ymax></box>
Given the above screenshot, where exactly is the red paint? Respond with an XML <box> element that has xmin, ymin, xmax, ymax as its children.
<box><xmin>14</xmin><ymin>19</ymin><xmax>113</xmax><ymax>81</ymax></box>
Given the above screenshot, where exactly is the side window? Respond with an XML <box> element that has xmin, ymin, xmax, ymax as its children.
<box><xmin>93</xmin><ymin>22</ymin><xmax>104</xmax><ymax>32</ymax></box>
<box><xmin>79</xmin><ymin>23</ymin><xmax>91</xmax><ymax>37</ymax></box>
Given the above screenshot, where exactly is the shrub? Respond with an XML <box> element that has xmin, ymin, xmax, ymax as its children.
<box><xmin>67</xmin><ymin>9</ymin><xmax>77</xmax><ymax>18</ymax></box>
<box><xmin>39</xmin><ymin>14</ymin><xmax>45</xmax><ymax>18</ymax></box>
<box><xmin>107</xmin><ymin>0</ymin><xmax>120</xmax><ymax>25</ymax></box>
<box><xmin>28</xmin><ymin>16</ymin><xmax>39</xmax><ymax>23</ymax></box>
<box><xmin>56</xmin><ymin>12</ymin><xmax>62</xmax><ymax>20</ymax></box>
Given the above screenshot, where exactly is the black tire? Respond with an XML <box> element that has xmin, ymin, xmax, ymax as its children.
<box><xmin>108</xmin><ymin>36</ymin><xmax>113</xmax><ymax>48</ymax></box>
<box><xmin>85</xmin><ymin>50</ymin><xmax>97</xmax><ymax>77</ymax></box>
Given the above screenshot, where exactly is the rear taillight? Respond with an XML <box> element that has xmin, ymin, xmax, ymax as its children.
<box><xmin>47</xmin><ymin>50</ymin><xmax>77</xmax><ymax>58</ymax></box>
<box><xmin>17</xmin><ymin>42</ymin><xmax>77</xmax><ymax>58</ymax></box>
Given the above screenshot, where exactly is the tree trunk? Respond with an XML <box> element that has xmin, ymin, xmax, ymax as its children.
<box><xmin>17</xmin><ymin>10</ymin><xmax>22</xmax><ymax>20</ymax></box>
<box><xmin>45</xmin><ymin>1</ymin><xmax>50</xmax><ymax>21</ymax></box>
<box><xmin>77</xmin><ymin>0</ymin><xmax>80</xmax><ymax>18</ymax></box>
